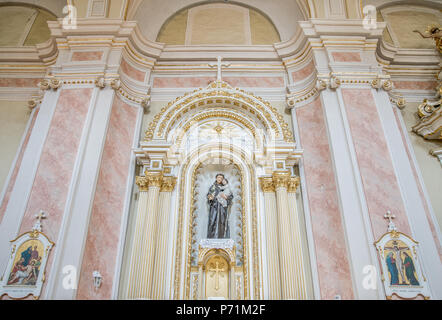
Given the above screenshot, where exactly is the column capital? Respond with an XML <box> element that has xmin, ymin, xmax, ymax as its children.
<box><xmin>136</xmin><ymin>170</ymin><xmax>164</xmax><ymax>191</ymax></box>
<box><xmin>272</xmin><ymin>171</ymin><xmax>291</xmax><ymax>190</ymax></box>
<box><xmin>161</xmin><ymin>176</ymin><xmax>177</xmax><ymax>192</ymax></box>
<box><xmin>135</xmin><ymin>176</ymin><xmax>149</xmax><ymax>192</ymax></box>
<box><xmin>259</xmin><ymin>177</ymin><xmax>275</xmax><ymax>193</ymax></box>
<box><xmin>287</xmin><ymin>176</ymin><xmax>300</xmax><ymax>193</ymax></box>
<box><xmin>145</xmin><ymin>170</ymin><xmax>163</xmax><ymax>188</ymax></box>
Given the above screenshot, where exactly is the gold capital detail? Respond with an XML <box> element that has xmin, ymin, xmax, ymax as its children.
<box><xmin>135</xmin><ymin>176</ymin><xmax>149</xmax><ymax>192</ymax></box>
<box><xmin>272</xmin><ymin>171</ymin><xmax>291</xmax><ymax>189</ymax></box>
<box><xmin>136</xmin><ymin>171</ymin><xmax>165</xmax><ymax>190</ymax></box>
<box><xmin>259</xmin><ymin>177</ymin><xmax>275</xmax><ymax>192</ymax></box>
<box><xmin>161</xmin><ymin>176</ymin><xmax>177</xmax><ymax>192</ymax></box>
<box><xmin>146</xmin><ymin>171</ymin><xmax>163</xmax><ymax>188</ymax></box>
<box><xmin>287</xmin><ymin>176</ymin><xmax>300</xmax><ymax>193</ymax></box>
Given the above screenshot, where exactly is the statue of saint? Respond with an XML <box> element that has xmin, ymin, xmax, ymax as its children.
<box><xmin>207</xmin><ymin>173</ymin><xmax>233</xmax><ymax>239</ymax></box>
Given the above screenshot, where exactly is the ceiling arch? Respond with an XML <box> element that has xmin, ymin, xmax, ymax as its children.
<box><xmin>130</xmin><ymin>0</ymin><xmax>307</xmax><ymax>43</ymax></box>
<box><xmin>0</xmin><ymin>2</ymin><xmax>58</xmax><ymax>46</ymax></box>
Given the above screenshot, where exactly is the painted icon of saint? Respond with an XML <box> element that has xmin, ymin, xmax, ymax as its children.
<box><xmin>402</xmin><ymin>252</ymin><xmax>419</xmax><ymax>286</ymax></box>
<box><xmin>386</xmin><ymin>252</ymin><xmax>399</xmax><ymax>285</ymax></box>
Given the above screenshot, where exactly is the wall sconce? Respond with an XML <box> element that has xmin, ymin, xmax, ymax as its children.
<box><xmin>92</xmin><ymin>271</ymin><xmax>102</xmax><ymax>289</ymax></box>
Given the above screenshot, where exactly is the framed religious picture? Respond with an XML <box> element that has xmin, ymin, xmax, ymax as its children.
<box><xmin>0</xmin><ymin>211</ymin><xmax>54</xmax><ymax>300</ymax></box>
<box><xmin>374</xmin><ymin>211</ymin><xmax>431</xmax><ymax>300</ymax></box>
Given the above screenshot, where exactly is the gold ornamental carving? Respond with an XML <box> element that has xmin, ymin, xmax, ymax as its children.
<box><xmin>135</xmin><ymin>176</ymin><xmax>149</xmax><ymax>192</ymax></box>
<box><xmin>136</xmin><ymin>171</ymin><xmax>172</xmax><ymax>191</ymax></box>
<box><xmin>272</xmin><ymin>171</ymin><xmax>291</xmax><ymax>189</ymax></box>
<box><xmin>161</xmin><ymin>176</ymin><xmax>177</xmax><ymax>192</ymax></box>
<box><xmin>259</xmin><ymin>177</ymin><xmax>275</xmax><ymax>193</ymax></box>
<box><xmin>146</xmin><ymin>171</ymin><xmax>163</xmax><ymax>188</ymax></box>
<box><xmin>144</xmin><ymin>80</ymin><xmax>294</xmax><ymax>143</ymax></box>
<box><xmin>287</xmin><ymin>176</ymin><xmax>300</xmax><ymax>193</ymax></box>
<box><xmin>260</xmin><ymin>173</ymin><xmax>300</xmax><ymax>192</ymax></box>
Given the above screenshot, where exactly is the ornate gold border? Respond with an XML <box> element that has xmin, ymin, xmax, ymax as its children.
<box><xmin>172</xmin><ymin>148</ymin><xmax>260</xmax><ymax>300</ymax></box>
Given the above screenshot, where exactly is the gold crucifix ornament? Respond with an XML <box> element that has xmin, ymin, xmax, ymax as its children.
<box><xmin>208</xmin><ymin>260</ymin><xmax>225</xmax><ymax>291</ymax></box>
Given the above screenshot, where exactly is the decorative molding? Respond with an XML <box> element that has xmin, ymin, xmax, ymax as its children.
<box><xmin>388</xmin><ymin>92</ymin><xmax>406</xmax><ymax>110</ymax></box>
<box><xmin>135</xmin><ymin>170</ymin><xmax>174</xmax><ymax>191</ymax></box>
<box><xmin>38</xmin><ymin>77</ymin><xmax>62</xmax><ymax>91</ymax></box>
<box><xmin>430</xmin><ymin>148</ymin><xmax>442</xmax><ymax>165</ymax></box>
<box><xmin>144</xmin><ymin>80</ymin><xmax>294</xmax><ymax>143</ymax></box>
<box><xmin>329</xmin><ymin>75</ymin><xmax>341</xmax><ymax>89</ymax></box>
<box><xmin>259</xmin><ymin>177</ymin><xmax>275</xmax><ymax>193</ymax></box>
<box><xmin>95</xmin><ymin>77</ymin><xmax>106</xmax><ymax>89</ymax></box>
<box><xmin>160</xmin><ymin>176</ymin><xmax>177</xmax><ymax>192</ymax></box>
<box><xmin>135</xmin><ymin>175</ymin><xmax>149</xmax><ymax>192</ymax></box>
<box><xmin>287</xmin><ymin>176</ymin><xmax>300</xmax><ymax>193</ymax></box>
<box><xmin>259</xmin><ymin>172</ymin><xmax>300</xmax><ymax>192</ymax></box>
<box><xmin>272</xmin><ymin>171</ymin><xmax>291</xmax><ymax>189</ymax></box>
<box><xmin>412</xmin><ymin>98</ymin><xmax>441</xmax><ymax>140</ymax></box>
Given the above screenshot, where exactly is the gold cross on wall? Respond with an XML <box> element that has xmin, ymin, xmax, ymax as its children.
<box><xmin>208</xmin><ymin>261</ymin><xmax>225</xmax><ymax>291</ymax></box>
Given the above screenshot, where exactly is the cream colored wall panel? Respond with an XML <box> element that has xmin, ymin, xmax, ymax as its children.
<box><xmin>401</xmin><ymin>102</ymin><xmax>442</xmax><ymax>230</ymax></box>
<box><xmin>187</xmin><ymin>5</ymin><xmax>248</xmax><ymax>45</ymax></box>
<box><xmin>0</xmin><ymin>101</ymin><xmax>30</xmax><ymax>194</ymax></box>
<box><xmin>156</xmin><ymin>9</ymin><xmax>188</xmax><ymax>45</ymax></box>
<box><xmin>381</xmin><ymin>6</ymin><xmax>442</xmax><ymax>49</ymax></box>
<box><xmin>0</xmin><ymin>6</ymin><xmax>36</xmax><ymax>46</ymax></box>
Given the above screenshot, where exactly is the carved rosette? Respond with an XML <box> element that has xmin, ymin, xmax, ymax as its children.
<box><xmin>39</xmin><ymin>77</ymin><xmax>62</xmax><ymax>91</ymax></box>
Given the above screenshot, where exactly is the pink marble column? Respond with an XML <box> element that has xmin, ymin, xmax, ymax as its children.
<box><xmin>76</xmin><ymin>96</ymin><xmax>138</xmax><ymax>299</ymax></box>
<box><xmin>296</xmin><ymin>98</ymin><xmax>354</xmax><ymax>300</ymax></box>
<box><xmin>19</xmin><ymin>89</ymin><xmax>92</xmax><ymax>238</ymax></box>
<box><xmin>341</xmin><ymin>89</ymin><xmax>411</xmax><ymax>240</ymax></box>
<box><xmin>17</xmin><ymin>88</ymin><xmax>93</xmax><ymax>295</ymax></box>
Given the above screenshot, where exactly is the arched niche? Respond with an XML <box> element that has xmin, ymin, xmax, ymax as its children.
<box><xmin>173</xmin><ymin>145</ymin><xmax>259</xmax><ymax>300</ymax></box>
<box><xmin>156</xmin><ymin>2</ymin><xmax>280</xmax><ymax>45</ymax></box>
<box><xmin>373</xmin><ymin>2</ymin><xmax>442</xmax><ymax>49</ymax></box>
<box><xmin>132</xmin><ymin>80</ymin><xmax>303</xmax><ymax>300</ymax></box>
<box><xmin>131</xmin><ymin>0</ymin><xmax>307</xmax><ymax>43</ymax></box>
<box><xmin>0</xmin><ymin>3</ymin><xmax>57</xmax><ymax>46</ymax></box>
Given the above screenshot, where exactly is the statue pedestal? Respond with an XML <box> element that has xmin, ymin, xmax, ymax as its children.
<box><xmin>199</xmin><ymin>238</ymin><xmax>235</xmax><ymax>250</ymax></box>
<box><xmin>197</xmin><ymin>239</ymin><xmax>236</xmax><ymax>300</ymax></box>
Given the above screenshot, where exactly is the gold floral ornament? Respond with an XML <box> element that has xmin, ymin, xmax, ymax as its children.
<box><xmin>144</xmin><ymin>80</ymin><xmax>295</xmax><ymax>143</ymax></box>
